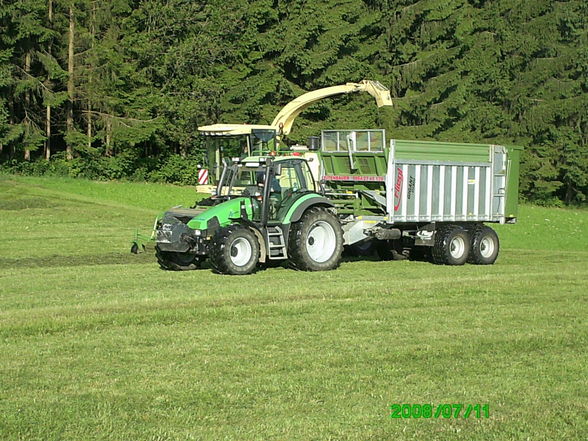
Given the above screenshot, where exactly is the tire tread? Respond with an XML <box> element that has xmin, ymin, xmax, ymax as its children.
<box><xmin>209</xmin><ymin>225</ymin><xmax>259</xmax><ymax>275</ymax></box>
<box><xmin>468</xmin><ymin>225</ymin><xmax>499</xmax><ymax>265</ymax></box>
<box><xmin>288</xmin><ymin>207</ymin><xmax>343</xmax><ymax>271</ymax></box>
<box><xmin>431</xmin><ymin>225</ymin><xmax>470</xmax><ymax>265</ymax></box>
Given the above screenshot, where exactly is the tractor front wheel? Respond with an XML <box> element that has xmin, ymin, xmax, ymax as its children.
<box><xmin>156</xmin><ymin>246</ymin><xmax>202</xmax><ymax>271</ymax></box>
<box><xmin>209</xmin><ymin>225</ymin><xmax>260</xmax><ymax>275</ymax></box>
<box><xmin>288</xmin><ymin>207</ymin><xmax>343</xmax><ymax>271</ymax></box>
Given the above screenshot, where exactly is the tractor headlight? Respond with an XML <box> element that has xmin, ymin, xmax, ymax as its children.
<box><xmin>194</xmin><ymin>230</ymin><xmax>202</xmax><ymax>236</ymax></box>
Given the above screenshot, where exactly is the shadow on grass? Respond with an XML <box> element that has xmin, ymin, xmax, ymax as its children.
<box><xmin>0</xmin><ymin>197</ymin><xmax>61</xmax><ymax>210</ymax></box>
<box><xmin>0</xmin><ymin>252</ymin><xmax>154</xmax><ymax>269</ymax></box>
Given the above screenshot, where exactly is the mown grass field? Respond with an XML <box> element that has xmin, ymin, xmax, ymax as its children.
<box><xmin>1</xmin><ymin>175</ymin><xmax>587</xmax><ymax>441</ymax></box>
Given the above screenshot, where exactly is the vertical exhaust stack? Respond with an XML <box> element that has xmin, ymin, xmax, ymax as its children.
<box><xmin>307</xmin><ymin>136</ymin><xmax>320</xmax><ymax>151</ymax></box>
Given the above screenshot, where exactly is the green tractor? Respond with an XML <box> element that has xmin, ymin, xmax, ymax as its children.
<box><xmin>155</xmin><ymin>156</ymin><xmax>343</xmax><ymax>275</ymax></box>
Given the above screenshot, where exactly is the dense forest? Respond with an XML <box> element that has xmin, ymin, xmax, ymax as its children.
<box><xmin>0</xmin><ymin>0</ymin><xmax>586</xmax><ymax>203</ymax></box>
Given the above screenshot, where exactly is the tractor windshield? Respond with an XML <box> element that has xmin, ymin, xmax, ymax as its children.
<box><xmin>203</xmin><ymin>130</ymin><xmax>277</xmax><ymax>184</ymax></box>
<box><xmin>216</xmin><ymin>163</ymin><xmax>267</xmax><ymax>197</ymax></box>
<box><xmin>204</xmin><ymin>136</ymin><xmax>248</xmax><ymax>184</ymax></box>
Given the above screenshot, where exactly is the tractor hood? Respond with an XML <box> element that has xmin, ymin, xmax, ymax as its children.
<box><xmin>187</xmin><ymin>197</ymin><xmax>255</xmax><ymax>231</ymax></box>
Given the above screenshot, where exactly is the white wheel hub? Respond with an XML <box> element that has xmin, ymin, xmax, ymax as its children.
<box><xmin>230</xmin><ymin>237</ymin><xmax>252</xmax><ymax>267</ymax></box>
<box><xmin>449</xmin><ymin>236</ymin><xmax>466</xmax><ymax>259</ymax></box>
<box><xmin>306</xmin><ymin>221</ymin><xmax>337</xmax><ymax>263</ymax></box>
<box><xmin>480</xmin><ymin>236</ymin><xmax>495</xmax><ymax>258</ymax></box>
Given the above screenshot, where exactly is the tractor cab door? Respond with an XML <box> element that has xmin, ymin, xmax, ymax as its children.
<box><xmin>269</xmin><ymin>159</ymin><xmax>316</xmax><ymax>222</ymax></box>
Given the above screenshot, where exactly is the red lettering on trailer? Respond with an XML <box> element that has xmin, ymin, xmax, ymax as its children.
<box><xmin>323</xmin><ymin>175</ymin><xmax>385</xmax><ymax>182</ymax></box>
<box><xmin>394</xmin><ymin>168</ymin><xmax>403</xmax><ymax>211</ymax></box>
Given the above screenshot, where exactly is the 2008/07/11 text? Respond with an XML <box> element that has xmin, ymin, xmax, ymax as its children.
<box><xmin>390</xmin><ymin>404</ymin><xmax>490</xmax><ymax>419</ymax></box>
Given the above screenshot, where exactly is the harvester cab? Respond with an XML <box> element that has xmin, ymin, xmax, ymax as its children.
<box><xmin>153</xmin><ymin>155</ymin><xmax>343</xmax><ymax>275</ymax></box>
<box><xmin>201</xmin><ymin>128</ymin><xmax>279</xmax><ymax>186</ymax></box>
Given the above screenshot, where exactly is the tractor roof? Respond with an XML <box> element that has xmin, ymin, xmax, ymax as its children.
<box><xmin>198</xmin><ymin>124</ymin><xmax>275</xmax><ymax>136</ymax></box>
<box><xmin>241</xmin><ymin>155</ymin><xmax>306</xmax><ymax>164</ymax></box>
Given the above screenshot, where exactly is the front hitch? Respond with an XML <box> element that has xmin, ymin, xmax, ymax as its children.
<box><xmin>130</xmin><ymin>217</ymin><xmax>159</xmax><ymax>254</ymax></box>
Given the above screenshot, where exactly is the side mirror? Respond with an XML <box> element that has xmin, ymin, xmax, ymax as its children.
<box><xmin>240</xmin><ymin>200</ymin><xmax>249</xmax><ymax>220</ymax></box>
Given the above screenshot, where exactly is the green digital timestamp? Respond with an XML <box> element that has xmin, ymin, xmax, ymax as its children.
<box><xmin>390</xmin><ymin>403</ymin><xmax>490</xmax><ymax>419</ymax></box>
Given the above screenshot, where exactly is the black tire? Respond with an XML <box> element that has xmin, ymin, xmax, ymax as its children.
<box><xmin>431</xmin><ymin>225</ymin><xmax>470</xmax><ymax>265</ymax></box>
<box><xmin>288</xmin><ymin>207</ymin><xmax>343</xmax><ymax>271</ymax></box>
<box><xmin>209</xmin><ymin>225</ymin><xmax>259</xmax><ymax>275</ymax></box>
<box><xmin>156</xmin><ymin>246</ymin><xmax>202</xmax><ymax>271</ymax></box>
<box><xmin>468</xmin><ymin>226</ymin><xmax>499</xmax><ymax>265</ymax></box>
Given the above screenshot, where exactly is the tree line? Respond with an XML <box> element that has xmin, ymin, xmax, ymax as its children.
<box><xmin>0</xmin><ymin>0</ymin><xmax>586</xmax><ymax>203</ymax></box>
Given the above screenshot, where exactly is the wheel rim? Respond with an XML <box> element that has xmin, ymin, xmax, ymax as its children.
<box><xmin>449</xmin><ymin>236</ymin><xmax>466</xmax><ymax>259</ymax></box>
<box><xmin>230</xmin><ymin>237</ymin><xmax>252</xmax><ymax>267</ymax></box>
<box><xmin>480</xmin><ymin>236</ymin><xmax>495</xmax><ymax>258</ymax></box>
<box><xmin>306</xmin><ymin>221</ymin><xmax>337</xmax><ymax>263</ymax></box>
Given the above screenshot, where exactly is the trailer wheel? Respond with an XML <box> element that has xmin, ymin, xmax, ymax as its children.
<box><xmin>156</xmin><ymin>246</ymin><xmax>202</xmax><ymax>271</ymax></box>
<box><xmin>432</xmin><ymin>225</ymin><xmax>470</xmax><ymax>265</ymax></box>
<box><xmin>468</xmin><ymin>226</ymin><xmax>499</xmax><ymax>265</ymax></box>
<box><xmin>288</xmin><ymin>207</ymin><xmax>343</xmax><ymax>271</ymax></box>
<box><xmin>209</xmin><ymin>225</ymin><xmax>259</xmax><ymax>275</ymax></box>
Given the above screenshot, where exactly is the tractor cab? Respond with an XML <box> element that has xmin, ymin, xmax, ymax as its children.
<box><xmin>214</xmin><ymin>156</ymin><xmax>316</xmax><ymax>225</ymax></box>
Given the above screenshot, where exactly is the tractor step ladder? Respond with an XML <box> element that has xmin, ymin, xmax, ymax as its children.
<box><xmin>266</xmin><ymin>225</ymin><xmax>287</xmax><ymax>259</ymax></box>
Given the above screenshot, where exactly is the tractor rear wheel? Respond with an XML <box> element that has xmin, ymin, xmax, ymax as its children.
<box><xmin>156</xmin><ymin>246</ymin><xmax>202</xmax><ymax>271</ymax></box>
<box><xmin>431</xmin><ymin>225</ymin><xmax>470</xmax><ymax>265</ymax></box>
<box><xmin>468</xmin><ymin>226</ymin><xmax>499</xmax><ymax>265</ymax></box>
<box><xmin>209</xmin><ymin>225</ymin><xmax>259</xmax><ymax>275</ymax></box>
<box><xmin>288</xmin><ymin>207</ymin><xmax>343</xmax><ymax>271</ymax></box>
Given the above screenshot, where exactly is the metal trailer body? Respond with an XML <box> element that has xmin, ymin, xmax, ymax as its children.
<box><xmin>317</xmin><ymin>129</ymin><xmax>522</xmax><ymax>247</ymax></box>
<box><xmin>385</xmin><ymin>140</ymin><xmax>519</xmax><ymax>225</ymax></box>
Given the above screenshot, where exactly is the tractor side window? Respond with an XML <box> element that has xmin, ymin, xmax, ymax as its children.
<box><xmin>280</xmin><ymin>164</ymin><xmax>301</xmax><ymax>191</ymax></box>
<box><xmin>270</xmin><ymin>162</ymin><xmax>314</xmax><ymax>221</ymax></box>
<box><xmin>277</xmin><ymin>163</ymin><xmax>305</xmax><ymax>195</ymax></box>
<box><xmin>276</xmin><ymin>161</ymin><xmax>315</xmax><ymax>194</ymax></box>
<box><xmin>217</xmin><ymin>167</ymin><xmax>234</xmax><ymax>196</ymax></box>
<box><xmin>299</xmin><ymin>162</ymin><xmax>316</xmax><ymax>192</ymax></box>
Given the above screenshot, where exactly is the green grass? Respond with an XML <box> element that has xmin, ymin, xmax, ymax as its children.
<box><xmin>0</xmin><ymin>175</ymin><xmax>587</xmax><ymax>441</ymax></box>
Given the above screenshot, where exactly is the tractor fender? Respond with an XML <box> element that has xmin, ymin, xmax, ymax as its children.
<box><xmin>287</xmin><ymin>196</ymin><xmax>335</xmax><ymax>224</ymax></box>
<box><xmin>250</xmin><ymin>227</ymin><xmax>267</xmax><ymax>263</ymax></box>
<box><xmin>230</xmin><ymin>217</ymin><xmax>267</xmax><ymax>263</ymax></box>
